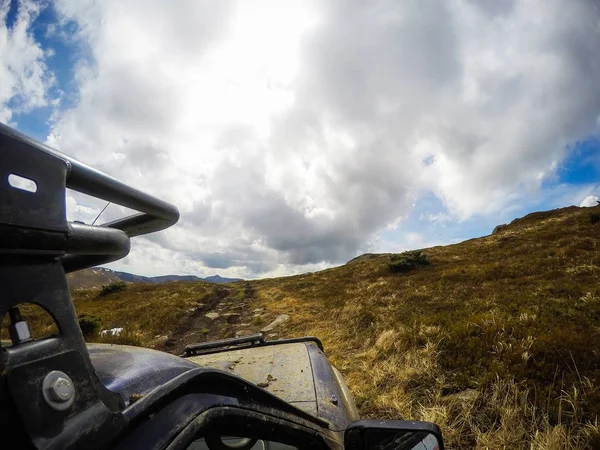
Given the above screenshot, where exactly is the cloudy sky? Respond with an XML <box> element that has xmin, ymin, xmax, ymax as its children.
<box><xmin>2</xmin><ymin>0</ymin><xmax>599</xmax><ymax>279</ymax></box>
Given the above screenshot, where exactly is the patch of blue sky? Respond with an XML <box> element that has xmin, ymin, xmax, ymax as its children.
<box><xmin>6</xmin><ymin>1</ymin><xmax>81</xmax><ymax>140</ymax></box>
<box><xmin>4</xmin><ymin>0</ymin><xmax>17</xmax><ymax>29</ymax></box>
<box><xmin>556</xmin><ymin>139</ymin><xmax>600</xmax><ymax>185</ymax></box>
<box><xmin>379</xmin><ymin>193</ymin><xmax>497</xmax><ymax>252</ymax></box>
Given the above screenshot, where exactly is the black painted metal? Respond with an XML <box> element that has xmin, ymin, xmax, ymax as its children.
<box><xmin>88</xmin><ymin>344</ymin><xmax>200</xmax><ymax>406</ymax></box>
<box><xmin>183</xmin><ymin>335</ymin><xmax>325</xmax><ymax>356</ymax></box>
<box><xmin>306</xmin><ymin>343</ymin><xmax>358</xmax><ymax>432</ymax></box>
<box><xmin>0</xmin><ymin>122</ymin><xmax>179</xmax><ymax>271</ymax></box>
<box><xmin>183</xmin><ymin>334</ymin><xmax>266</xmax><ymax>356</ymax></box>
<box><xmin>263</xmin><ymin>336</ymin><xmax>325</xmax><ymax>352</ymax></box>
<box><xmin>344</xmin><ymin>420</ymin><xmax>445</xmax><ymax>450</ymax></box>
<box><xmin>0</xmin><ymin>122</ymin><xmax>180</xmax><ymax>449</ymax></box>
<box><xmin>165</xmin><ymin>406</ymin><xmax>340</xmax><ymax>450</ymax></box>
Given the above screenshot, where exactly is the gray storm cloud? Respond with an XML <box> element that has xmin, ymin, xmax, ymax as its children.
<box><xmin>16</xmin><ymin>0</ymin><xmax>600</xmax><ymax>277</ymax></box>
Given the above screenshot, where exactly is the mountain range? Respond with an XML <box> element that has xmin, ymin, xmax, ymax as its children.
<box><xmin>67</xmin><ymin>267</ymin><xmax>242</xmax><ymax>289</ymax></box>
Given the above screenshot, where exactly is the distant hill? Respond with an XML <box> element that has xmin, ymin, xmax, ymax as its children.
<box><xmin>111</xmin><ymin>271</ymin><xmax>156</xmax><ymax>284</ymax></box>
<box><xmin>203</xmin><ymin>275</ymin><xmax>242</xmax><ymax>284</ymax></box>
<box><xmin>67</xmin><ymin>267</ymin><xmax>242</xmax><ymax>289</ymax></box>
<box><xmin>65</xmin><ymin>267</ymin><xmax>122</xmax><ymax>289</ymax></box>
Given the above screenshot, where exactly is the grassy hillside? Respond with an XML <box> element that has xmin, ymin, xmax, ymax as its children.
<box><xmin>4</xmin><ymin>206</ymin><xmax>600</xmax><ymax>449</ymax></box>
<box><xmin>66</xmin><ymin>267</ymin><xmax>121</xmax><ymax>289</ymax></box>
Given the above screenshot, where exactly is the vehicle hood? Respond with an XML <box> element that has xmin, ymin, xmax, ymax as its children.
<box><xmin>188</xmin><ymin>342</ymin><xmax>318</xmax><ymax>416</ymax></box>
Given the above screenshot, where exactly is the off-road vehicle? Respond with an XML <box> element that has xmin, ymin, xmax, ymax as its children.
<box><xmin>0</xmin><ymin>123</ymin><xmax>445</xmax><ymax>449</ymax></box>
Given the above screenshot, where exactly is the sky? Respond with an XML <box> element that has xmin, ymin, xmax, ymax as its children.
<box><xmin>1</xmin><ymin>0</ymin><xmax>599</xmax><ymax>279</ymax></box>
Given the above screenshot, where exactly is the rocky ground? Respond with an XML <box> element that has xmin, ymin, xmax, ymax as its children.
<box><xmin>152</xmin><ymin>284</ymin><xmax>290</xmax><ymax>355</ymax></box>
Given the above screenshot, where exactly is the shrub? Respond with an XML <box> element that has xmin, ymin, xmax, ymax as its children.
<box><xmin>78</xmin><ymin>313</ymin><xmax>101</xmax><ymax>338</ymax></box>
<box><xmin>590</xmin><ymin>212</ymin><xmax>600</xmax><ymax>225</ymax></box>
<box><xmin>389</xmin><ymin>250</ymin><xmax>430</xmax><ymax>273</ymax></box>
<box><xmin>99</xmin><ymin>280</ymin><xmax>127</xmax><ymax>296</ymax></box>
<box><xmin>252</xmin><ymin>315</ymin><xmax>265</xmax><ymax>326</ymax></box>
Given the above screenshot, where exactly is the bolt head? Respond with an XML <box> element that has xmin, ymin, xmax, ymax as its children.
<box><xmin>9</xmin><ymin>320</ymin><xmax>31</xmax><ymax>345</ymax></box>
<box><xmin>43</xmin><ymin>371</ymin><xmax>75</xmax><ymax>410</ymax></box>
<box><xmin>48</xmin><ymin>377</ymin><xmax>73</xmax><ymax>402</ymax></box>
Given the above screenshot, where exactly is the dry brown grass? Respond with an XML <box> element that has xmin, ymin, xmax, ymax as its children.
<box><xmin>4</xmin><ymin>205</ymin><xmax>600</xmax><ymax>448</ymax></box>
<box><xmin>248</xmin><ymin>206</ymin><xmax>600</xmax><ymax>448</ymax></box>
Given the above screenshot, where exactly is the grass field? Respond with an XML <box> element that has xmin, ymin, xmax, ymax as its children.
<box><xmin>4</xmin><ymin>206</ymin><xmax>600</xmax><ymax>449</ymax></box>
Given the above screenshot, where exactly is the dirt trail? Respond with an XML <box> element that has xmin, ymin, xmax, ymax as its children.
<box><xmin>157</xmin><ymin>283</ymin><xmax>287</xmax><ymax>354</ymax></box>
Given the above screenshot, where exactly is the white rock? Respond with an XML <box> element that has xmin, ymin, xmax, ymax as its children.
<box><xmin>205</xmin><ymin>312</ymin><xmax>221</xmax><ymax>320</ymax></box>
<box><xmin>260</xmin><ymin>314</ymin><xmax>289</xmax><ymax>333</ymax></box>
<box><xmin>100</xmin><ymin>327</ymin><xmax>123</xmax><ymax>337</ymax></box>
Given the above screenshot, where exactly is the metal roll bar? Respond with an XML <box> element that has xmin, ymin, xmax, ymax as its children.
<box><xmin>0</xmin><ymin>122</ymin><xmax>181</xmax><ymax>449</ymax></box>
<box><xmin>0</xmin><ymin>121</ymin><xmax>179</xmax><ymax>271</ymax></box>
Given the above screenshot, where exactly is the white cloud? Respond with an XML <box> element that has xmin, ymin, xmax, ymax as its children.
<box><xmin>419</xmin><ymin>212</ymin><xmax>451</xmax><ymax>225</ymax></box>
<box><xmin>0</xmin><ymin>0</ymin><xmax>56</xmax><ymax>122</ymax></box>
<box><xmin>45</xmin><ymin>0</ymin><xmax>600</xmax><ymax>277</ymax></box>
<box><xmin>580</xmin><ymin>195</ymin><xmax>599</xmax><ymax>207</ymax></box>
